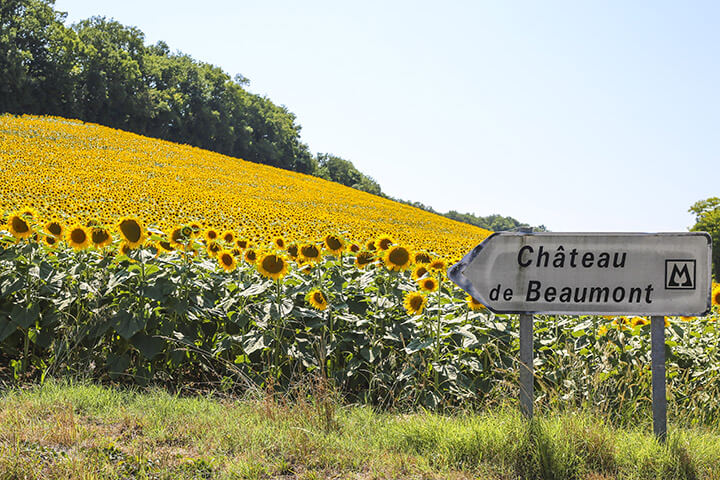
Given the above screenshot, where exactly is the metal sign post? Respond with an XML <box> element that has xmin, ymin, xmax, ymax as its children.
<box><xmin>448</xmin><ymin>232</ymin><xmax>711</xmax><ymax>440</ymax></box>
<box><xmin>651</xmin><ymin>315</ymin><xmax>667</xmax><ymax>441</ymax></box>
<box><xmin>519</xmin><ymin>313</ymin><xmax>533</xmax><ymax>419</ymax></box>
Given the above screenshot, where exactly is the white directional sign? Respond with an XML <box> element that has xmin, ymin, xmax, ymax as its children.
<box><xmin>448</xmin><ymin>232</ymin><xmax>712</xmax><ymax>315</ymax></box>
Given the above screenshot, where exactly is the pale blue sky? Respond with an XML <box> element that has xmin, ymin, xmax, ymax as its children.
<box><xmin>54</xmin><ymin>0</ymin><xmax>719</xmax><ymax>232</ymax></box>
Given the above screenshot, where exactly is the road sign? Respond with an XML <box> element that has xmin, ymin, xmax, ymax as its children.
<box><xmin>449</xmin><ymin>232</ymin><xmax>712</xmax><ymax>316</ymax></box>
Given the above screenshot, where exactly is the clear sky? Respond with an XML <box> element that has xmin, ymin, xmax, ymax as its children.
<box><xmin>54</xmin><ymin>0</ymin><xmax>719</xmax><ymax>232</ymax></box>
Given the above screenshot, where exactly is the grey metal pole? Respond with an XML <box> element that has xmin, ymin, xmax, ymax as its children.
<box><xmin>651</xmin><ymin>315</ymin><xmax>667</xmax><ymax>442</ymax></box>
<box><xmin>519</xmin><ymin>313</ymin><xmax>534</xmax><ymax>419</ymax></box>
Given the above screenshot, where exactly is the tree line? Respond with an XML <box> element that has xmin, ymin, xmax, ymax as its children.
<box><xmin>1</xmin><ymin>0</ymin><xmax>539</xmax><ymax>231</ymax></box>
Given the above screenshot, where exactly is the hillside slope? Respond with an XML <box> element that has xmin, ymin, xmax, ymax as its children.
<box><xmin>0</xmin><ymin>115</ymin><xmax>490</xmax><ymax>260</ymax></box>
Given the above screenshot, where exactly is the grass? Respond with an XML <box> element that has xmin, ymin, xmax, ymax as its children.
<box><xmin>0</xmin><ymin>380</ymin><xmax>718</xmax><ymax>479</ymax></box>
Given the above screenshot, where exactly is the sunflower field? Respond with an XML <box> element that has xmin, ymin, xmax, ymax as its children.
<box><xmin>2</xmin><ymin>114</ymin><xmax>720</xmax><ymax>425</ymax></box>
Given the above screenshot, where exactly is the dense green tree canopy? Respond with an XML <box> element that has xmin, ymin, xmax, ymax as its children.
<box><xmin>690</xmin><ymin>197</ymin><xmax>720</xmax><ymax>281</ymax></box>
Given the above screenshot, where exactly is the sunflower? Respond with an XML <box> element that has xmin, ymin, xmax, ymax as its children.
<box><xmin>257</xmin><ymin>253</ymin><xmax>288</xmax><ymax>280</ymax></box>
<box><xmin>218</xmin><ymin>250</ymin><xmax>237</xmax><ymax>272</ymax></box>
<box><xmin>67</xmin><ymin>224</ymin><xmax>90</xmax><ymax>249</ymax></box>
<box><xmin>236</xmin><ymin>239</ymin><xmax>249</xmax><ymax>250</ymax></box>
<box><xmin>384</xmin><ymin>245</ymin><xmax>412</xmax><ymax>271</ymax></box>
<box><xmin>597</xmin><ymin>325</ymin><xmax>609</xmax><ymax>337</ymax></box>
<box><xmin>414</xmin><ymin>252</ymin><xmax>432</xmax><ymax>264</ymax></box>
<box><xmin>300</xmin><ymin>243</ymin><xmax>321</xmax><ymax>262</ymax></box>
<box><xmin>630</xmin><ymin>316</ymin><xmax>649</xmax><ymax>328</ymax></box>
<box><xmin>296</xmin><ymin>262</ymin><xmax>312</xmax><ymax>275</ymax></box>
<box><xmin>353</xmin><ymin>251</ymin><xmax>374</xmax><ymax>269</ymax></box>
<box><xmin>286</xmin><ymin>243</ymin><xmax>299</xmax><ymax>258</ymax></box>
<box><xmin>403</xmin><ymin>292</ymin><xmax>426</xmax><ymax>315</ymax></box>
<box><xmin>412</xmin><ymin>265</ymin><xmax>429</xmax><ymax>280</ymax></box>
<box><xmin>712</xmin><ymin>284</ymin><xmax>720</xmax><ymax>307</ymax></box>
<box><xmin>206</xmin><ymin>241</ymin><xmax>222</xmax><ymax>257</ymax></box>
<box><xmin>418</xmin><ymin>276</ymin><xmax>439</xmax><ymax>292</ymax></box>
<box><xmin>221</xmin><ymin>230</ymin><xmax>235</xmax><ymax>244</ymax></box>
<box><xmin>90</xmin><ymin>227</ymin><xmax>112</xmax><ymax>248</ymax></box>
<box><xmin>42</xmin><ymin>235</ymin><xmax>58</xmax><ymax>248</ymax></box>
<box><xmin>118</xmin><ymin>242</ymin><xmax>132</xmax><ymax>256</ymax></box>
<box><xmin>118</xmin><ymin>217</ymin><xmax>145</xmax><ymax>248</ymax></box>
<box><xmin>307</xmin><ymin>289</ymin><xmax>328</xmax><ymax>311</ymax></box>
<box><xmin>466</xmin><ymin>295</ymin><xmax>485</xmax><ymax>311</ymax></box>
<box><xmin>189</xmin><ymin>222</ymin><xmax>202</xmax><ymax>236</ymax></box>
<box><xmin>18</xmin><ymin>206</ymin><xmax>38</xmax><ymax>220</ymax></box>
<box><xmin>244</xmin><ymin>248</ymin><xmax>257</xmax><ymax>264</ymax></box>
<box><xmin>366</xmin><ymin>240</ymin><xmax>376</xmax><ymax>251</ymax></box>
<box><xmin>273</xmin><ymin>236</ymin><xmax>286</xmax><ymax>249</ymax></box>
<box><xmin>170</xmin><ymin>226</ymin><xmax>190</xmax><ymax>247</ymax></box>
<box><xmin>8</xmin><ymin>213</ymin><xmax>32</xmax><ymax>239</ymax></box>
<box><xmin>44</xmin><ymin>219</ymin><xmax>64</xmax><ymax>238</ymax></box>
<box><xmin>324</xmin><ymin>234</ymin><xmax>344</xmax><ymax>254</ymax></box>
<box><xmin>429</xmin><ymin>259</ymin><xmax>447</xmax><ymax>272</ymax></box>
<box><xmin>205</xmin><ymin>228</ymin><xmax>219</xmax><ymax>243</ymax></box>
<box><xmin>376</xmin><ymin>235</ymin><xmax>395</xmax><ymax>251</ymax></box>
<box><xmin>347</xmin><ymin>243</ymin><xmax>360</xmax><ymax>254</ymax></box>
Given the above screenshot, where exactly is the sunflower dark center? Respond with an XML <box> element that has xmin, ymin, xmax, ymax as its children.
<box><xmin>262</xmin><ymin>255</ymin><xmax>284</xmax><ymax>274</ymax></box>
<box><xmin>160</xmin><ymin>241</ymin><xmax>174</xmax><ymax>251</ymax></box>
<box><xmin>415</xmin><ymin>253</ymin><xmax>431</xmax><ymax>263</ymax></box>
<box><xmin>410</xmin><ymin>295</ymin><xmax>423</xmax><ymax>310</ymax></box>
<box><xmin>357</xmin><ymin>252</ymin><xmax>373</xmax><ymax>265</ymax></box>
<box><xmin>378</xmin><ymin>238</ymin><xmax>392</xmax><ymax>250</ymax></box>
<box><xmin>224</xmin><ymin>233</ymin><xmax>233</xmax><ymax>243</ymax></box>
<box><xmin>71</xmin><ymin>229</ymin><xmax>86</xmax><ymax>244</ymax></box>
<box><xmin>92</xmin><ymin>229</ymin><xmax>110</xmax><ymax>244</ymax></box>
<box><xmin>302</xmin><ymin>245</ymin><xmax>319</xmax><ymax>258</ymax></box>
<box><xmin>11</xmin><ymin>216</ymin><xmax>29</xmax><ymax>233</ymax></box>
<box><xmin>46</xmin><ymin>236</ymin><xmax>56</xmax><ymax>245</ymax></box>
<box><xmin>47</xmin><ymin>222</ymin><xmax>62</xmax><ymax>236</ymax></box>
<box><xmin>388</xmin><ymin>247</ymin><xmax>409</xmax><ymax>266</ymax></box>
<box><xmin>207</xmin><ymin>230</ymin><xmax>218</xmax><ymax>239</ymax></box>
<box><xmin>287</xmin><ymin>245</ymin><xmax>298</xmax><ymax>257</ymax></box>
<box><xmin>423</xmin><ymin>279</ymin><xmax>434</xmax><ymax>289</ymax></box>
<box><xmin>221</xmin><ymin>253</ymin><xmax>233</xmax><ymax>266</ymax></box>
<box><xmin>313</xmin><ymin>292</ymin><xmax>325</xmax><ymax>304</ymax></box>
<box><xmin>120</xmin><ymin>219</ymin><xmax>141</xmax><ymax>243</ymax></box>
<box><xmin>246</xmin><ymin>250</ymin><xmax>256</xmax><ymax>261</ymax></box>
<box><xmin>326</xmin><ymin>236</ymin><xmax>342</xmax><ymax>251</ymax></box>
<box><xmin>276</xmin><ymin>238</ymin><xmax>285</xmax><ymax>248</ymax></box>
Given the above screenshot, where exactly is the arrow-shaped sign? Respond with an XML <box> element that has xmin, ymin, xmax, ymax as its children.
<box><xmin>448</xmin><ymin>232</ymin><xmax>712</xmax><ymax>316</ymax></box>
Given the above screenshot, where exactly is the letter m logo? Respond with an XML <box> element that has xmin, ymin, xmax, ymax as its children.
<box><xmin>665</xmin><ymin>260</ymin><xmax>696</xmax><ymax>290</ymax></box>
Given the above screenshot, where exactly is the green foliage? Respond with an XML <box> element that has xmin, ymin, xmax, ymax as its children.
<box><xmin>690</xmin><ymin>197</ymin><xmax>720</xmax><ymax>281</ymax></box>
<box><xmin>1</xmin><ymin>233</ymin><xmax>720</xmax><ymax>426</ymax></box>
<box><xmin>315</xmin><ymin>153</ymin><xmax>382</xmax><ymax>195</ymax></box>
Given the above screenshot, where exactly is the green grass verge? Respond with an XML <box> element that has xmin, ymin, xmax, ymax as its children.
<box><xmin>0</xmin><ymin>380</ymin><xmax>718</xmax><ymax>479</ymax></box>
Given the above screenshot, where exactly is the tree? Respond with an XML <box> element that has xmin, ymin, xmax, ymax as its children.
<box><xmin>689</xmin><ymin>197</ymin><xmax>720</xmax><ymax>281</ymax></box>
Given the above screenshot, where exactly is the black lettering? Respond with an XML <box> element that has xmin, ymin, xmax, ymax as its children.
<box><xmin>536</xmin><ymin>246</ymin><xmax>549</xmax><ymax>267</ymax></box>
<box><xmin>645</xmin><ymin>284</ymin><xmax>654</xmax><ymax>303</ymax></box>
<box><xmin>582</xmin><ymin>252</ymin><xmax>594</xmax><ymax>267</ymax></box>
<box><xmin>628</xmin><ymin>287</ymin><xmax>642</xmax><ymax>303</ymax></box>
<box><xmin>612</xmin><ymin>286</ymin><xmax>625</xmax><ymax>303</ymax></box>
<box><xmin>526</xmin><ymin>280</ymin><xmax>541</xmax><ymax>301</ymax></box>
<box><xmin>589</xmin><ymin>286</ymin><xmax>609</xmax><ymax>303</ymax></box>
<box><xmin>559</xmin><ymin>287</ymin><xmax>572</xmax><ymax>302</ymax></box>
<box><xmin>518</xmin><ymin>245</ymin><xmax>533</xmax><ymax>267</ymax></box>
<box><xmin>490</xmin><ymin>284</ymin><xmax>501</xmax><ymax>301</ymax></box>
<box><xmin>503</xmin><ymin>288</ymin><xmax>513</xmax><ymax>301</ymax></box>
<box><xmin>613</xmin><ymin>252</ymin><xmax>627</xmax><ymax>268</ymax></box>
<box><xmin>573</xmin><ymin>287</ymin><xmax>587</xmax><ymax>302</ymax></box>
<box><xmin>569</xmin><ymin>248</ymin><xmax>579</xmax><ymax>267</ymax></box>
<box><xmin>544</xmin><ymin>286</ymin><xmax>557</xmax><ymax>302</ymax></box>
<box><xmin>597</xmin><ymin>252</ymin><xmax>610</xmax><ymax>268</ymax></box>
<box><xmin>552</xmin><ymin>246</ymin><xmax>566</xmax><ymax>268</ymax></box>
